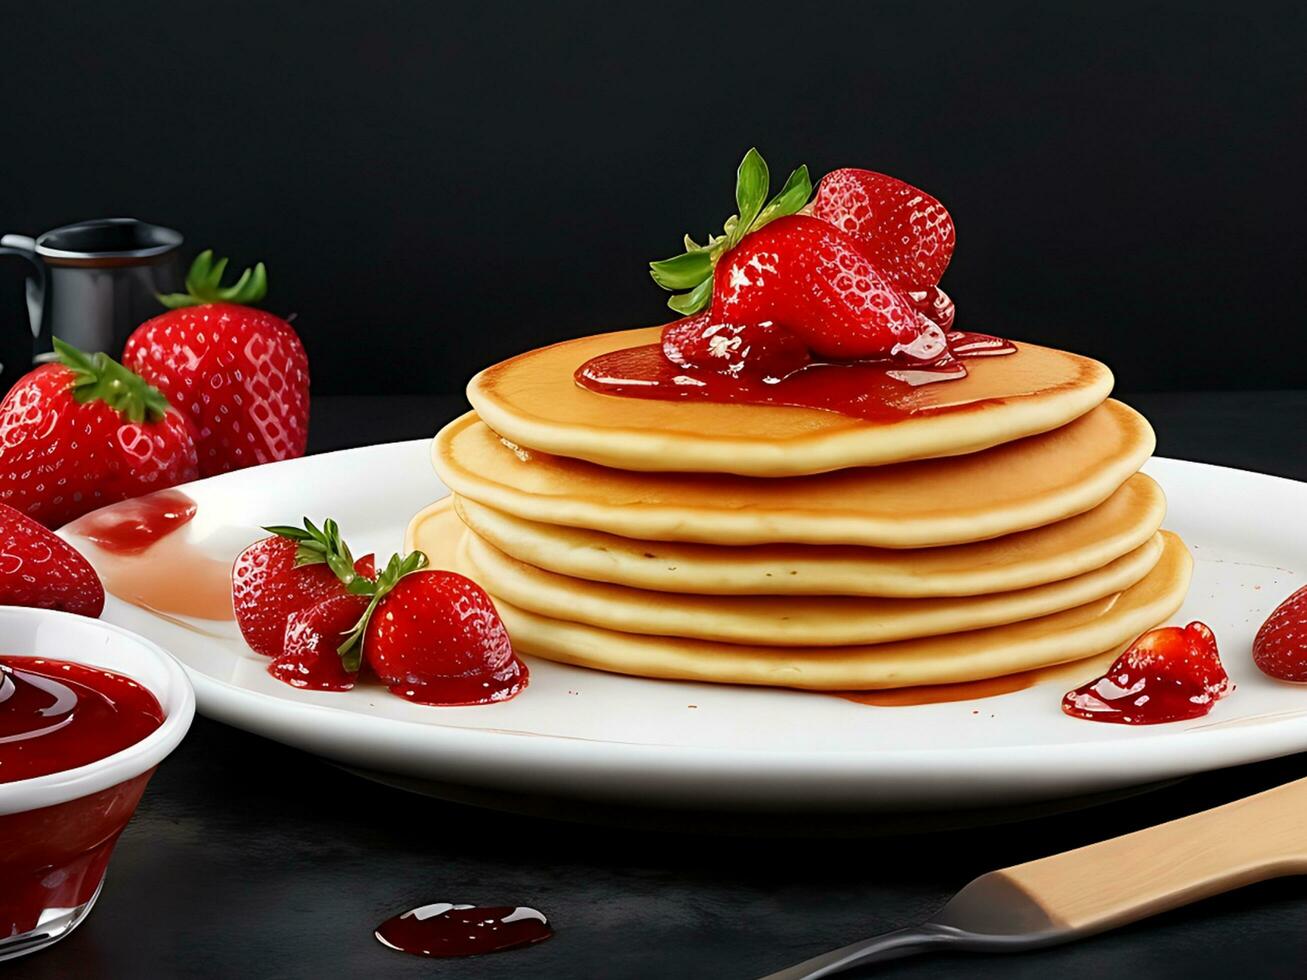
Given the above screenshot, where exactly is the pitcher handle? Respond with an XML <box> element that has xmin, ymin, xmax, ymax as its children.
<box><xmin>0</xmin><ymin>233</ymin><xmax>46</xmax><ymax>338</ymax></box>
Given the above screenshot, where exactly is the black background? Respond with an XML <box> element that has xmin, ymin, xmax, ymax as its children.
<box><xmin>1</xmin><ymin>1</ymin><xmax>1304</xmax><ymax>395</ymax></box>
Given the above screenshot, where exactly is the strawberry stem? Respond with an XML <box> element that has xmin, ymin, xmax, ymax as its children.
<box><xmin>157</xmin><ymin>249</ymin><xmax>268</xmax><ymax>309</ymax></box>
<box><xmin>649</xmin><ymin>148</ymin><xmax>812</xmax><ymax>315</ymax></box>
<box><xmin>53</xmin><ymin>338</ymin><xmax>172</xmax><ymax>424</ymax></box>
<box><xmin>335</xmin><ymin>550</ymin><xmax>429</xmax><ymax>672</ymax></box>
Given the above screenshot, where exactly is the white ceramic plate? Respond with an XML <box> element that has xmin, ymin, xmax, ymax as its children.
<box><xmin>66</xmin><ymin>441</ymin><xmax>1307</xmax><ymax>813</ymax></box>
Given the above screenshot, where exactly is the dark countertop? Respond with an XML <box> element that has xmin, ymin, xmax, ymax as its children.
<box><xmin>13</xmin><ymin>390</ymin><xmax>1307</xmax><ymax>980</ymax></box>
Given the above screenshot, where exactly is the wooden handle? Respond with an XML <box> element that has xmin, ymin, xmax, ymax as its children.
<box><xmin>997</xmin><ymin>775</ymin><xmax>1307</xmax><ymax>935</ymax></box>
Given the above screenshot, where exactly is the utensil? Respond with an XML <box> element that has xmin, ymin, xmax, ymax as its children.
<box><xmin>0</xmin><ymin>218</ymin><xmax>182</xmax><ymax>391</ymax></box>
<box><xmin>762</xmin><ymin>775</ymin><xmax>1307</xmax><ymax>978</ymax></box>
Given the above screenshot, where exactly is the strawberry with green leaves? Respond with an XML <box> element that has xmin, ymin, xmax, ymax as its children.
<box><xmin>240</xmin><ymin>518</ymin><xmax>528</xmax><ymax>704</ymax></box>
<box><xmin>647</xmin><ymin>149</ymin><xmax>960</xmax><ymax>372</ymax></box>
<box><xmin>124</xmin><ymin>250</ymin><xmax>309</xmax><ymax>477</ymax></box>
<box><xmin>0</xmin><ymin>339</ymin><xmax>198</xmax><ymax>527</ymax></box>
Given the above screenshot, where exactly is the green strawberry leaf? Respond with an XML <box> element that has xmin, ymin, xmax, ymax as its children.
<box><xmin>755</xmin><ymin>164</ymin><xmax>812</xmax><ymax>230</ymax></box>
<box><xmin>667</xmin><ymin>277</ymin><xmax>713</xmax><ymax>316</ymax></box>
<box><xmin>649</xmin><ymin>148</ymin><xmax>811</xmax><ymax>316</ymax></box>
<box><xmin>53</xmin><ymin>337</ymin><xmax>172</xmax><ymax>424</ymax></box>
<box><xmin>649</xmin><ymin>249</ymin><xmax>714</xmax><ymax>291</ymax></box>
<box><xmin>734</xmin><ymin>147</ymin><xmax>769</xmax><ymax>236</ymax></box>
<box><xmin>158</xmin><ymin>249</ymin><xmax>268</xmax><ymax>309</ymax></box>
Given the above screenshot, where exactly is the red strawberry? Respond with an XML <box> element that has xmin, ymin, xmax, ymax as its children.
<box><xmin>1063</xmin><ymin>622</ymin><xmax>1232</xmax><ymax>724</ymax></box>
<box><xmin>363</xmin><ymin>564</ymin><xmax>527</xmax><ymax>706</ymax></box>
<box><xmin>270</xmin><ymin>592</ymin><xmax>369</xmax><ymax>691</ymax></box>
<box><xmin>711</xmin><ymin>215</ymin><xmax>926</xmax><ymax>360</ymax></box>
<box><xmin>0</xmin><ymin>339</ymin><xmax>198</xmax><ymax>528</ymax></box>
<box><xmin>810</xmin><ymin>168</ymin><xmax>955</xmax><ymax>291</ymax></box>
<box><xmin>1254</xmin><ymin>585</ymin><xmax>1307</xmax><ymax>681</ymax></box>
<box><xmin>232</xmin><ymin>518</ymin><xmax>374</xmax><ymax>658</ymax></box>
<box><xmin>0</xmin><ymin>502</ymin><xmax>105</xmax><ymax>616</ymax></box>
<box><xmin>661</xmin><ymin>311</ymin><xmax>810</xmax><ymax>379</ymax></box>
<box><xmin>123</xmin><ymin>250</ymin><xmax>309</xmax><ymax>477</ymax></box>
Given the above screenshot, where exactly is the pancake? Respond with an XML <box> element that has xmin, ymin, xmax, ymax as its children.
<box><xmin>487</xmin><ymin>534</ymin><xmax>1192</xmax><ymax>690</ymax></box>
<box><xmin>458</xmin><ymin>524</ymin><xmax>1165</xmax><ymax>646</ymax></box>
<box><xmin>467</xmin><ymin>327</ymin><xmax>1115</xmax><ymax>476</ymax></box>
<box><xmin>440</xmin><ymin>473</ymin><xmax>1166</xmax><ymax>597</ymax></box>
<box><xmin>431</xmin><ymin>399</ymin><xmax>1156</xmax><ymax>548</ymax></box>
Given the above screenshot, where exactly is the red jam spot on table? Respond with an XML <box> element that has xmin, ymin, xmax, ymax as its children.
<box><xmin>1062</xmin><ymin>622</ymin><xmax>1232</xmax><ymax>725</ymax></box>
<box><xmin>65</xmin><ymin>491</ymin><xmax>235</xmax><ymax>621</ymax></box>
<box><xmin>375</xmin><ymin>903</ymin><xmax>552</xmax><ymax>958</ymax></box>
<box><xmin>387</xmin><ymin>656</ymin><xmax>529</xmax><ymax>707</ymax></box>
<box><xmin>574</xmin><ymin>331</ymin><xmax>1016</xmax><ymax>422</ymax></box>
<box><xmin>0</xmin><ymin>657</ymin><xmax>164</xmax><ymax>784</ymax></box>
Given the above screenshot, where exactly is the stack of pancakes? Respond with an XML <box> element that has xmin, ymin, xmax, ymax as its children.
<box><xmin>408</xmin><ymin>327</ymin><xmax>1192</xmax><ymax>692</ymax></box>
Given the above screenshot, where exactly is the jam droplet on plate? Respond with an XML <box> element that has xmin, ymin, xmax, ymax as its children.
<box><xmin>1062</xmin><ymin>622</ymin><xmax>1232</xmax><ymax>725</ymax></box>
<box><xmin>65</xmin><ymin>489</ymin><xmax>198</xmax><ymax>555</ymax></box>
<box><xmin>375</xmin><ymin>903</ymin><xmax>552</xmax><ymax>958</ymax></box>
<box><xmin>64</xmin><ymin>493</ymin><xmax>235</xmax><ymax>621</ymax></box>
<box><xmin>0</xmin><ymin>657</ymin><xmax>165</xmax><ymax>783</ymax></box>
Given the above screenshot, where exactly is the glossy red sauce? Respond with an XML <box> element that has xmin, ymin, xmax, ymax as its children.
<box><xmin>68</xmin><ymin>489</ymin><xmax>198</xmax><ymax>555</ymax></box>
<box><xmin>65</xmin><ymin>493</ymin><xmax>235</xmax><ymax>621</ymax></box>
<box><xmin>574</xmin><ymin>331</ymin><xmax>1015</xmax><ymax>421</ymax></box>
<box><xmin>0</xmin><ymin>657</ymin><xmax>165</xmax><ymax>783</ymax></box>
<box><xmin>1062</xmin><ymin>622</ymin><xmax>1232</xmax><ymax>724</ymax></box>
<box><xmin>375</xmin><ymin>903</ymin><xmax>551</xmax><ymax>958</ymax></box>
<box><xmin>386</xmin><ymin>656</ymin><xmax>529</xmax><ymax>707</ymax></box>
<box><xmin>0</xmin><ymin>770</ymin><xmax>154</xmax><ymax>936</ymax></box>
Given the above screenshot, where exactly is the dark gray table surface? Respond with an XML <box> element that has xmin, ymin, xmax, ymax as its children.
<box><xmin>13</xmin><ymin>390</ymin><xmax>1307</xmax><ymax>980</ymax></box>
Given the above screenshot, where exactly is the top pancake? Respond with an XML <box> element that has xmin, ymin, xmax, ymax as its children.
<box><xmin>467</xmin><ymin>327</ymin><xmax>1115</xmax><ymax>476</ymax></box>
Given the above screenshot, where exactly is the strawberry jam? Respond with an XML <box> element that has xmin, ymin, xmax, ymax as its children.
<box><xmin>0</xmin><ymin>657</ymin><xmax>164</xmax><ymax>782</ymax></box>
<box><xmin>67</xmin><ymin>489</ymin><xmax>197</xmax><ymax>555</ymax></box>
<box><xmin>0</xmin><ymin>657</ymin><xmax>165</xmax><ymax>939</ymax></box>
<box><xmin>375</xmin><ymin>903</ymin><xmax>552</xmax><ymax>958</ymax></box>
<box><xmin>1062</xmin><ymin>622</ymin><xmax>1232</xmax><ymax>725</ymax></box>
<box><xmin>575</xmin><ymin>331</ymin><xmax>1015</xmax><ymax>421</ymax></box>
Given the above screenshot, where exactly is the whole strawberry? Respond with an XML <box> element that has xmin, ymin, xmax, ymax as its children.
<box><xmin>361</xmin><ymin>560</ymin><xmax>528</xmax><ymax>706</ymax></box>
<box><xmin>1254</xmin><ymin>584</ymin><xmax>1307</xmax><ymax>682</ymax></box>
<box><xmin>124</xmin><ymin>250</ymin><xmax>309</xmax><ymax>477</ymax></box>
<box><xmin>0</xmin><ymin>339</ymin><xmax>198</xmax><ymax>527</ymax></box>
<box><xmin>0</xmin><ymin>502</ymin><xmax>105</xmax><ymax>616</ymax></box>
<box><xmin>647</xmin><ymin>149</ymin><xmax>931</xmax><ymax>361</ymax></box>
<box><xmin>232</xmin><ymin>518</ymin><xmax>374</xmax><ymax>658</ymax></box>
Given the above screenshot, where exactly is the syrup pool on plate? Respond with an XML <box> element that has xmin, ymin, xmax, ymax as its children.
<box><xmin>64</xmin><ymin>489</ymin><xmax>235</xmax><ymax>621</ymax></box>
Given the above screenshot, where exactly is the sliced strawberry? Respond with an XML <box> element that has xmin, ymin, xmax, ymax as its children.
<box><xmin>270</xmin><ymin>592</ymin><xmax>369</xmax><ymax>691</ymax></box>
<box><xmin>661</xmin><ymin>311</ymin><xmax>810</xmax><ymax>379</ymax></box>
<box><xmin>363</xmin><ymin>568</ymin><xmax>527</xmax><ymax>706</ymax></box>
<box><xmin>711</xmin><ymin>215</ymin><xmax>925</xmax><ymax>360</ymax></box>
<box><xmin>231</xmin><ymin>518</ymin><xmax>374</xmax><ymax>658</ymax></box>
<box><xmin>1063</xmin><ymin>622</ymin><xmax>1232</xmax><ymax>724</ymax></box>
<box><xmin>810</xmin><ymin>168</ymin><xmax>956</xmax><ymax>291</ymax></box>
<box><xmin>0</xmin><ymin>503</ymin><xmax>105</xmax><ymax>617</ymax></box>
<box><xmin>1254</xmin><ymin>584</ymin><xmax>1307</xmax><ymax>681</ymax></box>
